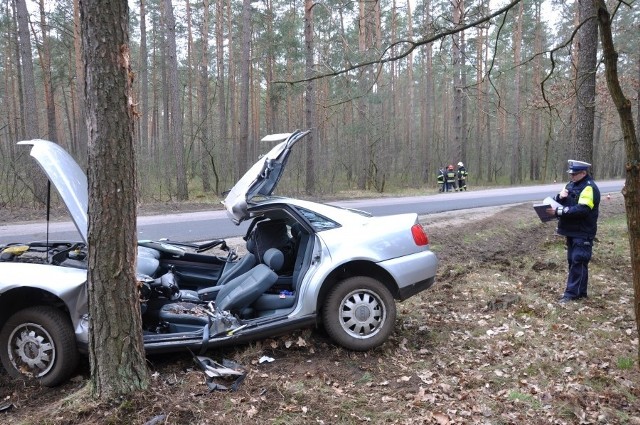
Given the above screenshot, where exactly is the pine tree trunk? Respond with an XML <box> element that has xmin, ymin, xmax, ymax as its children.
<box><xmin>460</xmin><ymin>19</ymin><xmax>468</xmax><ymax>168</ymax></box>
<box><xmin>73</xmin><ymin>0</ymin><xmax>88</xmax><ymax>164</ymax></box>
<box><xmin>531</xmin><ymin>2</ymin><xmax>542</xmax><ymax>181</ymax></box>
<box><xmin>37</xmin><ymin>0</ymin><xmax>58</xmax><ymax>145</ymax></box>
<box><xmin>511</xmin><ymin>1</ymin><xmax>523</xmax><ymax>184</ymax></box>
<box><xmin>199</xmin><ymin>0</ymin><xmax>212</xmax><ymax>192</ymax></box>
<box><xmin>575</xmin><ymin>0</ymin><xmax>598</xmax><ymax>164</ymax></box>
<box><xmin>452</xmin><ymin>0</ymin><xmax>463</xmax><ymax>166</ymax></box>
<box><xmin>138</xmin><ymin>0</ymin><xmax>150</xmax><ymax>196</ymax></box>
<box><xmin>238</xmin><ymin>0</ymin><xmax>252</xmax><ymax>176</ymax></box>
<box><xmin>475</xmin><ymin>21</ymin><xmax>484</xmax><ymax>182</ymax></box>
<box><xmin>81</xmin><ymin>0</ymin><xmax>148</xmax><ymax>398</ymax></box>
<box><xmin>424</xmin><ymin>0</ymin><xmax>434</xmax><ymax>182</ymax></box>
<box><xmin>304</xmin><ymin>0</ymin><xmax>316</xmax><ymax>195</ymax></box>
<box><xmin>215</xmin><ymin>0</ymin><xmax>226</xmax><ymax>193</ymax></box>
<box><xmin>164</xmin><ymin>0</ymin><xmax>188</xmax><ymax>200</ymax></box>
<box><xmin>15</xmin><ymin>0</ymin><xmax>39</xmax><ymax>140</ymax></box>
<box><xmin>16</xmin><ymin>0</ymin><xmax>47</xmax><ymax>203</ymax></box>
<box><xmin>265</xmin><ymin>0</ymin><xmax>275</xmax><ymax>135</ymax></box>
<box><xmin>10</xmin><ymin>0</ymin><xmax>26</xmax><ymax>141</ymax></box>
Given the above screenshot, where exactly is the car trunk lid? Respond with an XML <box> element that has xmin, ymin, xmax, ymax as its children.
<box><xmin>223</xmin><ymin>130</ymin><xmax>310</xmax><ymax>224</ymax></box>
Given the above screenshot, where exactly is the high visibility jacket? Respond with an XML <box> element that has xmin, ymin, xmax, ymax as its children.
<box><xmin>553</xmin><ymin>174</ymin><xmax>600</xmax><ymax>238</ymax></box>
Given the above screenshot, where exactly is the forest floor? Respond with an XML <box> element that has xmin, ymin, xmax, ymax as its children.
<box><xmin>1</xmin><ymin>193</ymin><xmax>639</xmax><ymax>424</ymax></box>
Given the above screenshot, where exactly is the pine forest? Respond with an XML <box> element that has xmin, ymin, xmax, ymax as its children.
<box><xmin>0</xmin><ymin>0</ymin><xmax>638</xmax><ymax>205</ymax></box>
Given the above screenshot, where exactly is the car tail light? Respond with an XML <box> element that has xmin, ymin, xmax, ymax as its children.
<box><xmin>411</xmin><ymin>224</ymin><xmax>429</xmax><ymax>246</ymax></box>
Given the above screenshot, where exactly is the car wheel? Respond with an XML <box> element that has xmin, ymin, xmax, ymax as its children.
<box><xmin>0</xmin><ymin>306</ymin><xmax>78</xmax><ymax>387</ymax></box>
<box><xmin>322</xmin><ymin>276</ymin><xmax>397</xmax><ymax>351</ymax></box>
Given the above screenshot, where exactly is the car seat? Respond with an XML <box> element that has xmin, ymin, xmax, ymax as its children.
<box><xmin>137</xmin><ymin>246</ymin><xmax>161</xmax><ymax>276</ymax></box>
<box><xmin>249</xmin><ymin>219</ymin><xmax>296</xmax><ymax>273</ymax></box>
<box><xmin>195</xmin><ymin>238</ymin><xmax>257</xmax><ymax>298</ymax></box>
<box><xmin>250</xmin><ymin>228</ymin><xmax>312</xmax><ymax>315</ymax></box>
<box><xmin>215</xmin><ymin>248</ymin><xmax>284</xmax><ymax>312</ymax></box>
<box><xmin>156</xmin><ymin>301</ymin><xmax>212</xmax><ymax>333</ymax></box>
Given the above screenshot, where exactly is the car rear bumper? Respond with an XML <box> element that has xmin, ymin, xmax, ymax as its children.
<box><xmin>378</xmin><ymin>250</ymin><xmax>438</xmax><ymax>301</ymax></box>
<box><xmin>396</xmin><ymin>276</ymin><xmax>436</xmax><ymax>300</ymax></box>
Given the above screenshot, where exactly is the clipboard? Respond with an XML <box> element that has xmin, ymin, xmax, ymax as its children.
<box><xmin>533</xmin><ymin>197</ymin><xmax>562</xmax><ymax>223</ymax></box>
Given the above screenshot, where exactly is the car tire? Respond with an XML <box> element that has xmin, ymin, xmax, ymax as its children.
<box><xmin>322</xmin><ymin>276</ymin><xmax>396</xmax><ymax>351</ymax></box>
<box><xmin>0</xmin><ymin>306</ymin><xmax>78</xmax><ymax>387</ymax></box>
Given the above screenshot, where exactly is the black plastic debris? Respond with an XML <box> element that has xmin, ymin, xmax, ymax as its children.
<box><xmin>193</xmin><ymin>355</ymin><xmax>246</xmax><ymax>392</ymax></box>
<box><xmin>0</xmin><ymin>401</ymin><xmax>15</xmax><ymax>413</ymax></box>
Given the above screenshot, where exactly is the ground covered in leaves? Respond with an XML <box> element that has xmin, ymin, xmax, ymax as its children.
<box><xmin>1</xmin><ymin>194</ymin><xmax>639</xmax><ymax>424</ymax></box>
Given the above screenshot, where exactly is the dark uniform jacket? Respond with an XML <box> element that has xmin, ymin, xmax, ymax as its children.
<box><xmin>553</xmin><ymin>174</ymin><xmax>600</xmax><ymax>239</ymax></box>
<box><xmin>445</xmin><ymin>169</ymin><xmax>457</xmax><ymax>183</ymax></box>
<box><xmin>457</xmin><ymin>166</ymin><xmax>467</xmax><ymax>180</ymax></box>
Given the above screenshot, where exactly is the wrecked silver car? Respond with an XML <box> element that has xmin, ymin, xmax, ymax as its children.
<box><xmin>0</xmin><ymin>130</ymin><xmax>438</xmax><ymax>386</ymax></box>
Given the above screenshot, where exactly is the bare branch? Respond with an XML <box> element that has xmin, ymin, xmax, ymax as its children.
<box><xmin>273</xmin><ymin>0</ymin><xmax>524</xmax><ymax>85</ymax></box>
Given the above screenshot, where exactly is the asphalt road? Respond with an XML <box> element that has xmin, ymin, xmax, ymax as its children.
<box><xmin>0</xmin><ymin>180</ymin><xmax>625</xmax><ymax>244</ymax></box>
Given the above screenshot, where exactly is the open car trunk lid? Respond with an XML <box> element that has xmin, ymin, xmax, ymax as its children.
<box><xmin>223</xmin><ymin>130</ymin><xmax>310</xmax><ymax>224</ymax></box>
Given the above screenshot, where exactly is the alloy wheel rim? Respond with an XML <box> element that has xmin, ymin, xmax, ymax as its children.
<box><xmin>8</xmin><ymin>323</ymin><xmax>56</xmax><ymax>378</ymax></box>
<box><xmin>338</xmin><ymin>289</ymin><xmax>386</xmax><ymax>339</ymax></box>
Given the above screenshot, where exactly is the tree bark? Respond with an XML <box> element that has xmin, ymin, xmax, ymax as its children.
<box><xmin>304</xmin><ymin>0</ymin><xmax>316</xmax><ymax>195</ymax></box>
<box><xmin>10</xmin><ymin>0</ymin><xmax>26</xmax><ymax>141</ymax></box>
<box><xmin>575</xmin><ymin>0</ymin><xmax>598</xmax><ymax>165</ymax></box>
<box><xmin>185</xmin><ymin>0</ymin><xmax>194</xmax><ymax>167</ymax></box>
<box><xmin>214</xmin><ymin>0</ymin><xmax>226</xmax><ymax>194</ymax></box>
<box><xmin>199</xmin><ymin>0</ymin><xmax>212</xmax><ymax>192</ymax></box>
<box><xmin>452</xmin><ymin>0</ymin><xmax>463</xmax><ymax>166</ymax></box>
<box><xmin>238</xmin><ymin>0</ymin><xmax>252</xmax><ymax>176</ymax></box>
<box><xmin>265</xmin><ymin>0</ymin><xmax>275</xmax><ymax>135</ymax></box>
<box><xmin>80</xmin><ymin>0</ymin><xmax>148</xmax><ymax>398</ymax></box>
<box><xmin>596</xmin><ymin>0</ymin><xmax>640</xmax><ymax>366</ymax></box>
<box><xmin>475</xmin><ymin>15</ymin><xmax>485</xmax><ymax>181</ymax></box>
<box><xmin>15</xmin><ymin>0</ymin><xmax>39</xmax><ymax>140</ymax></box>
<box><xmin>510</xmin><ymin>1</ymin><xmax>523</xmax><ymax>184</ymax></box>
<box><xmin>163</xmin><ymin>0</ymin><xmax>188</xmax><ymax>200</ymax></box>
<box><xmin>37</xmin><ymin>0</ymin><xmax>58</xmax><ymax>145</ymax></box>
<box><xmin>531</xmin><ymin>1</ymin><xmax>542</xmax><ymax>181</ymax></box>
<box><xmin>16</xmin><ymin>0</ymin><xmax>48</xmax><ymax>203</ymax></box>
<box><xmin>73</xmin><ymin>0</ymin><xmax>88</xmax><ymax>164</ymax></box>
<box><xmin>138</xmin><ymin>0</ymin><xmax>149</xmax><ymax>180</ymax></box>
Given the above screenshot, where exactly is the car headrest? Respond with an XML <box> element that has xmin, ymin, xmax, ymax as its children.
<box><xmin>262</xmin><ymin>248</ymin><xmax>284</xmax><ymax>272</ymax></box>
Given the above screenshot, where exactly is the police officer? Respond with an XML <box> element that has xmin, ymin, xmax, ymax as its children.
<box><xmin>456</xmin><ymin>162</ymin><xmax>468</xmax><ymax>191</ymax></box>
<box><xmin>546</xmin><ymin>160</ymin><xmax>600</xmax><ymax>303</ymax></box>
<box><xmin>444</xmin><ymin>165</ymin><xmax>457</xmax><ymax>192</ymax></box>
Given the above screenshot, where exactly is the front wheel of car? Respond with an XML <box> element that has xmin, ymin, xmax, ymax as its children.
<box><xmin>322</xmin><ymin>277</ymin><xmax>397</xmax><ymax>351</ymax></box>
<box><xmin>0</xmin><ymin>306</ymin><xmax>78</xmax><ymax>387</ymax></box>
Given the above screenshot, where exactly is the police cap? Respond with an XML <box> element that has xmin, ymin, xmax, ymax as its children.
<box><xmin>566</xmin><ymin>159</ymin><xmax>591</xmax><ymax>174</ymax></box>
